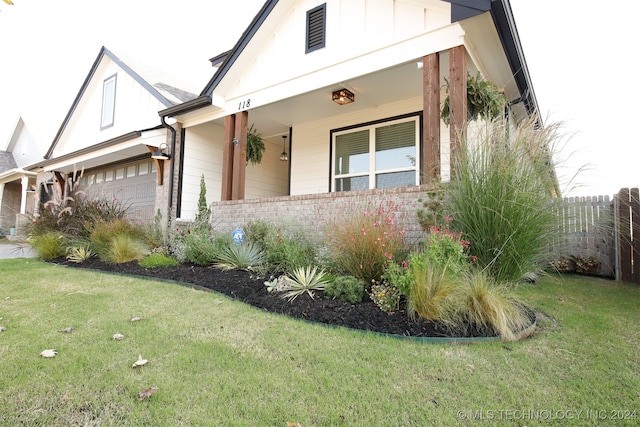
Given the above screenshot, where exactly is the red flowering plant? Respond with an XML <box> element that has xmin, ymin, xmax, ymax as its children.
<box><xmin>424</xmin><ymin>217</ymin><xmax>474</xmax><ymax>274</ymax></box>
<box><xmin>326</xmin><ymin>200</ymin><xmax>408</xmax><ymax>285</ymax></box>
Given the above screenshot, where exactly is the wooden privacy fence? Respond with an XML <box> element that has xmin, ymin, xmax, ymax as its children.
<box><xmin>551</xmin><ymin>188</ymin><xmax>640</xmax><ymax>283</ymax></box>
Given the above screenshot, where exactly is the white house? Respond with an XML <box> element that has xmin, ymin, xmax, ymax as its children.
<box><xmin>32</xmin><ymin>47</ymin><xmax>198</xmax><ymax>223</ymax></box>
<box><xmin>156</xmin><ymin>0</ymin><xmax>542</xmax><ymax>234</ymax></box>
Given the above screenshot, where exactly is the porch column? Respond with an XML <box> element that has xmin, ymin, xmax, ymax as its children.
<box><xmin>20</xmin><ymin>176</ymin><xmax>29</xmax><ymax>214</ymax></box>
<box><xmin>221</xmin><ymin>112</ymin><xmax>249</xmax><ymax>201</ymax></box>
<box><xmin>231</xmin><ymin>111</ymin><xmax>248</xmax><ymax>200</ymax></box>
<box><xmin>449</xmin><ymin>45</ymin><xmax>467</xmax><ymax>178</ymax></box>
<box><xmin>422</xmin><ymin>52</ymin><xmax>441</xmax><ymax>182</ymax></box>
<box><xmin>221</xmin><ymin>115</ymin><xmax>236</xmax><ymax>201</ymax></box>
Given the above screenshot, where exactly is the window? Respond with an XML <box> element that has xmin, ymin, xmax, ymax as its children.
<box><xmin>332</xmin><ymin>116</ymin><xmax>419</xmax><ymax>192</ymax></box>
<box><xmin>101</xmin><ymin>74</ymin><xmax>117</xmax><ymax>129</ymax></box>
<box><xmin>306</xmin><ymin>4</ymin><xmax>326</xmax><ymax>53</ymax></box>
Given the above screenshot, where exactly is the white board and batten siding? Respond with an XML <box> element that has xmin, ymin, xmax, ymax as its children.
<box><xmin>52</xmin><ymin>58</ymin><xmax>170</xmax><ymax>157</ymax></box>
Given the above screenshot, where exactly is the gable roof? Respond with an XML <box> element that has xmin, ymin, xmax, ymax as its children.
<box><xmin>45</xmin><ymin>46</ymin><xmax>197</xmax><ymax>159</ymax></box>
<box><xmin>162</xmin><ymin>0</ymin><xmax>538</xmax><ymax>120</ymax></box>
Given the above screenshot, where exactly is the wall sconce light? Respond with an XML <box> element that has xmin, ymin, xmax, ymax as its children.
<box><xmin>151</xmin><ymin>143</ymin><xmax>170</xmax><ymax>160</ymax></box>
<box><xmin>280</xmin><ymin>135</ymin><xmax>288</xmax><ymax>162</ymax></box>
<box><xmin>332</xmin><ymin>88</ymin><xmax>355</xmax><ymax>105</ymax></box>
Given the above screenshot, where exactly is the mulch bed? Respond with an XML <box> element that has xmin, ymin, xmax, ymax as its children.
<box><xmin>50</xmin><ymin>258</ymin><xmax>530</xmax><ymax>339</ymax></box>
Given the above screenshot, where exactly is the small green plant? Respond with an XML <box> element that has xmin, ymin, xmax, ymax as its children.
<box><xmin>29</xmin><ymin>231</ymin><xmax>66</xmax><ymax>260</ymax></box>
<box><xmin>325</xmin><ymin>200</ymin><xmax>407</xmax><ymax>284</ymax></box>
<box><xmin>89</xmin><ymin>219</ymin><xmax>151</xmax><ymax>261</ymax></box>
<box><xmin>102</xmin><ymin>235</ymin><xmax>149</xmax><ymax>264</ymax></box>
<box><xmin>138</xmin><ymin>252</ymin><xmax>179</xmax><ymax>268</ymax></box>
<box><xmin>368</xmin><ymin>283</ymin><xmax>400</xmax><ymax>313</ymax></box>
<box><xmin>214</xmin><ymin>242</ymin><xmax>266</xmax><ymax>271</ymax></box>
<box><xmin>281</xmin><ymin>266</ymin><xmax>328</xmax><ymax>301</ymax></box>
<box><xmin>324</xmin><ymin>276</ymin><xmax>366</xmax><ymax>304</ymax></box>
<box><xmin>65</xmin><ymin>246</ymin><xmax>94</xmax><ymax>263</ymax></box>
<box><xmin>179</xmin><ymin>233</ymin><xmax>220</xmax><ymax>266</ymax></box>
<box><xmin>382</xmin><ymin>260</ymin><xmax>413</xmax><ymax>297</ymax></box>
<box><xmin>423</xmin><ymin>217</ymin><xmax>471</xmax><ymax>274</ymax></box>
<box><xmin>246</xmin><ymin>124</ymin><xmax>266</xmax><ymax>165</ymax></box>
<box><xmin>193</xmin><ymin>174</ymin><xmax>212</xmax><ymax>234</ymax></box>
<box><xmin>441</xmin><ymin>72</ymin><xmax>507</xmax><ymax>125</ymax></box>
<box><xmin>246</xmin><ymin>220</ymin><xmax>318</xmax><ymax>273</ymax></box>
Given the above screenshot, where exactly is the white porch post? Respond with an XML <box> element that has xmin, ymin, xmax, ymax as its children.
<box><xmin>20</xmin><ymin>176</ymin><xmax>29</xmax><ymax>214</ymax></box>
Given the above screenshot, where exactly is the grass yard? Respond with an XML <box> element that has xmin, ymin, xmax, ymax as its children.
<box><xmin>0</xmin><ymin>258</ymin><xmax>638</xmax><ymax>426</ymax></box>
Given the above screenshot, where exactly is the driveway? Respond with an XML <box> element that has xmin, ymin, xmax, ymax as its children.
<box><xmin>0</xmin><ymin>242</ymin><xmax>37</xmax><ymax>259</ymax></box>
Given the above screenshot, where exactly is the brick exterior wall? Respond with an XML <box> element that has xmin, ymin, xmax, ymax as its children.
<box><xmin>194</xmin><ymin>185</ymin><xmax>435</xmax><ymax>246</ymax></box>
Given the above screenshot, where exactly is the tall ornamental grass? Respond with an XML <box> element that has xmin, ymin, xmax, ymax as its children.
<box><xmin>447</xmin><ymin>119</ymin><xmax>560</xmax><ymax>282</ymax></box>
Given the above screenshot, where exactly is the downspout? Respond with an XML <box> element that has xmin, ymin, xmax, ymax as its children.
<box><xmin>160</xmin><ymin>115</ymin><xmax>177</xmax><ymax>223</ymax></box>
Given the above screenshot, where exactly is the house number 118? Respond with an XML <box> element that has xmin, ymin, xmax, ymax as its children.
<box><xmin>238</xmin><ymin>99</ymin><xmax>251</xmax><ymax>111</ymax></box>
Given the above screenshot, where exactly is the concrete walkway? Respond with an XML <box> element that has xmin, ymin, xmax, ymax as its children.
<box><xmin>0</xmin><ymin>242</ymin><xmax>37</xmax><ymax>259</ymax></box>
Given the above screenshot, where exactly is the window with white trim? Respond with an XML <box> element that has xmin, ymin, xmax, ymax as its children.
<box><xmin>332</xmin><ymin>116</ymin><xmax>420</xmax><ymax>192</ymax></box>
<box><xmin>101</xmin><ymin>74</ymin><xmax>117</xmax><ymax>129</ymax></box>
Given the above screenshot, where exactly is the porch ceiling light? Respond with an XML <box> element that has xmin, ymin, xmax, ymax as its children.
<box><xmin>332</xmin><ymin>88</ymin><xmax>354</xmax><ymax>105</ymax></box>
<box><xmin>151</xmin><ymin>143</ymin><xmax>170</xmax><ymax>160</ymax></box>
<box><xmin>280</xmin><ymin>135</ymin><xmax>288</xmax><ymax>162</ymax></box>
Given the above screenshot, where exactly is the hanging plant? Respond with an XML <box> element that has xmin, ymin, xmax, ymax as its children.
<box><xmin>441</xmin><ymin>72</ymin><xmax>508</xmax><ymax>125</ymax></box>
<box><xmin>246</xmin><ymin>124</ymin><xmax>266</xmax><ymax>165</ymax></box>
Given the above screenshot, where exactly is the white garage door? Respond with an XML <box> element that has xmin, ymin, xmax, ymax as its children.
<box><xmin>78</xmin><ymin>158</ymin><xmax>157</xmax><ymax>223</ymax></box>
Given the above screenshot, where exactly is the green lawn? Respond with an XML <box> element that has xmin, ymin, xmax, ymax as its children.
<box><xmin>0</xmin><ymin>258</ymin><xmax>638</xmax><ymax>426</ymax></box>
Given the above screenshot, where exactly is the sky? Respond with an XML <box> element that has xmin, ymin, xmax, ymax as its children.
<box><xmin>0</xmin><ymin>0</ymin><xmax>637</xmax><ymax>198</ymax></box>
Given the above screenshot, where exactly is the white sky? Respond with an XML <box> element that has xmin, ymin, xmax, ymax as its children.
<box><xmin>0</xmin><ymin>0</ymin><xmax>637</xmax><ymax>197</ymax></box>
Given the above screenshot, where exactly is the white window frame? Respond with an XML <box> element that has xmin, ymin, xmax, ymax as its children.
<box><xmin>101</xmin><ymin>74</ymin><xmax>117</xmax><ymax>129</ymax></box>
<box><xmin>331</xmin><ymin>115</ymin><xmax>420</xmax><ymax>192</ymax></box>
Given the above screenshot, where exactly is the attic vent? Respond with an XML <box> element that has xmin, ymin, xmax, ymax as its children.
<box><xmin>306</xmin><ymin>4</ymin><xmax>326</xmax><ymax>53</ymax></box>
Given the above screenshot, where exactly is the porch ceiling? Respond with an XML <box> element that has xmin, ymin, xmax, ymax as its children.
<box><xmin>247</xmin><ymin>59</ymin><xmax>432</xmax><ymax>140</ymax></box>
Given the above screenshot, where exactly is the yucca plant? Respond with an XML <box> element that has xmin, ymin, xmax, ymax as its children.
<box><xmin>65</xmin><ymin>245</ymin><xmax>94</xmax><ymax>263</ymax></box>
<box><xmin>214</xmin><ymin>242</ymin><xmax>266</xmax><ymax>271</ymax></box>
<box><xmin>454</xmin><ymin>269</ymin><xmax>531</xmax><ymax>341</ymax></box>
<box><xmin>281</xmin><ymin>266</ymin><xmax>328</xmax><ymax>302</ymax></box>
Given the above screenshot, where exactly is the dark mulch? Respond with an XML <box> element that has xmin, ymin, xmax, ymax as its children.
<box><xmin>50</xmin><ymin>258</ymin><xmax>523</xmax><ymax>339</ymax></box>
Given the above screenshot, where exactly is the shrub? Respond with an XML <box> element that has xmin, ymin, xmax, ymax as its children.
<box><xmin>139</xmin><ymin>252</ymin><xmax>180</xmax><ymax>268</ymax></box>
<box><xmin>214</xmin><ymin>242</ymin><xmax>266</xmax><ymax>271</ymax></box>
<box><xmin>325</xmin><ymin>276</ymin><xmax>366</xmax><ymax>304</ymax></box>
<box><xmin>423</xmin><ymin>217</ymin><xmax>471</xmax><ymax>274</ymax></box>
<box><xmin>382</xmin><ymin>260</ymin><xmax>413</xmax><ymax>297</ymax></box>
<box><xmin>405</xmin><ymin>254</ymin><xmax>459</xmax><ymax>321</ymax></box>
<box><xmin>453</xmin><ymin>270</ymin><xmax>531</xmax><ymax>341</ymax></box>
<box><xmin>246</xmin><ymin>220</ymin><xmax>317</xmax><ymax>273</ymax></box>
<box><xmin>27</xmin><ymin>175</ymin><xmax>129</xmax><ymax>241</ymax></box>
<box><xmin>447</xmin><ymin>118</ymin><xmax>560</xmax><ymax>282</ymax></box>
<box><xmin>193</xmin><ymin>174</ymin><xmax>212</xmax><ymax>235</ymax></box>
<box><xmin>179</xmin><ymin>233</ymin><xmax>221</xmax><ymax>266</ymax></box>
<box><xmin>281</xmin><ymin>266</ymin><xmax>328</xmax><ymax>302</ymax></box>
<box><xmin>89</xmin><ymin>219</ymin><xmax>151</xmax><ymax>261</ymax></box>
<box><xmin>29</xmin><ymin>231</ymin><xmax>66</xmax><ymax>260</ymax></box>
<box><xmin>102</xmin><ymin>235</ymin><xmax>149</xmax><ymax>264</ymax></box>
<box><xmin>369</xmin><ymin>283</ymin><xmax>400</xmax><ymax>313</ymax></box>
<box><xmin>325</xmin><ymin>200</ymin><xmax>407</xmax><ymax>284</ymax></box>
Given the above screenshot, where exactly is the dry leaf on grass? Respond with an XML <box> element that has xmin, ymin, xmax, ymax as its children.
<box><xmin>40</xmin><ymin>349</ymin><xmax>58</xmax><ymax>358</ymax></box>
<box><xmin>0</xmin><ymin>326</ymin><xmax>6</xmax><ymax>332</ymax></box>
<box><xmin>113</xmin><ymin>333</ymin><xmax>125</xmax><ymax>340</ymax></box>
<box><xmin>132</xmin><ymin>354</ymin><xmax>148</xmax><ymax>368</ymax></box>
<box><xmin>138</xmin><ymin>386</ymin><xmax>159</xmax><ymax>401</ymax></box>
<box><xmin>59</xmin><ymin>327</ymin><xmax>74</xmax><ymax>333</ymax></box>
<box><xmin>130</xmin><ymin>316</ymin><xmax>143</xmax><ymax>322</ymax></box>
<box><xmin>286</xmin><ymin>422</ymin><xmax>302</xmax><ymax>427</ymax></box>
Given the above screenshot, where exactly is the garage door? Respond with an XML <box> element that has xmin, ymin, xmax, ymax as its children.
<box><xmin>78</xmin><ymin>158</ymin><xmax>157</xmax><ymax>223</ymax></box>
